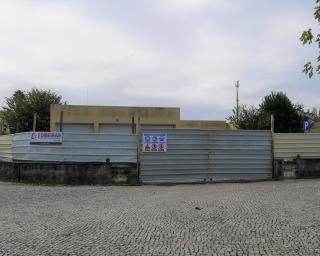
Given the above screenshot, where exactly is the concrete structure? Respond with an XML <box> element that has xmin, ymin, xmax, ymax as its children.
<box><xmin>273</xmin><ymin>133</ymin><xmax>320</xmax><ymax>179</ymax></box>
<box><xmin>50</xmin><ymin>105</ymin><xmax>228</xmax><ymax>133</ymax></box>
<box><xmin>0</xmin><ymin>161</ymin><xmax>138</xmax><ymax>185</ymax></box>
<box><xmin>177</xmin><ymin>120</ymin><xmax>226</xmax><ymax>130</ymax></box>
<box><xmin>311</xmin><ymin>122</ymin><xmax>320</xmax><ymax>132</ymax></box>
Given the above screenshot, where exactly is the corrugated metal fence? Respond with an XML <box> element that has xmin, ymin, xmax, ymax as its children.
<box><xmin>12</xmin><ymin>132</ymin><xmax>137</xmax><ymax>163</ymax></box>
<box><xmin>209</xmin><ymin>131</ymin><xmax>272</xmax><ymax>181</ymax></box>
<box><xmin>274</xmin><ymin>133</ymin><xmax>320</xmax><ymax>160</ymax></box>
<box><xmin>140</xmin><ymin>129</ymin><xmax>209</xmax><ymax>183</ymax></box>
<box><xmin>0</xmin><ymin>135</ymin><xmax>14</xmax><ymax>162</ymax></box>
<box><xmin>140</xmin><ymin>129</ymin><xmax>272</xmax><ymax>183</ymax></box>
<box><xmin>7</xmin><ymin>130</ymin><xmax>319</xmax><ymax>183</ymax></box>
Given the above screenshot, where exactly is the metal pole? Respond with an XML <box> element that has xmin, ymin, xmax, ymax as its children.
<box><xmin>32</xmin><ymin>113</ymin><xmax>37</xmax><ymax>132</ymax></box>
<box><xmin>16</xmin><ymin>122</ymin><xmax>20</xmax><ymax>133</ymax></box>
<box><xmin>132</xmin><ymin>116</ymin><xmax>135</xmax><ymax>134</ymax></box>
<box><xmin>136</xmin><ymin>116</ymin><xmax>141</xmax><ymax>183</ymax></box>
<box><xmin>271</xmin><ymin>114</ymin><xmax>274</xmax><ymax>133</ymax></box>
<box><xmin>59</xmin><ymin>111</ymin><xmax>64</xmax><ymax>132</ymax></box>
<box><xmin>270</xmin><ymin>114</ymin><xmax>275</xmax><ymax>178</ymax></box>
<box><xmin>235</xmin><ymin>81</ymin><xmax>240</xmax><ymax>123</ymax></box>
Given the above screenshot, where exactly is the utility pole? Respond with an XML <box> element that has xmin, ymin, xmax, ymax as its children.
<box><xmin>235</xmin><ymin>80</ymin><xmax>240</xmax><ymax>123</ymax></box>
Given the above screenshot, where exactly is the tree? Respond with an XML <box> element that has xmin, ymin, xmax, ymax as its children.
<box><xmin>228</xmin><ymin>105</ymin><xmax>260</xmax><ymax>130</ymax></box>
<box><xmin>300</xmin><ymin>0</ymin><xmax>320</xmax><ymax>77</ymax></box>
<box><xmin>259</xmin><ymin>92</ymin><xmax>303</xmax><ymax>132</ymax></box>
<box><xmin>228</xmin><ymin>91</ymin><xmax>306</xmax><ymax>133</ymax></box>
<box><xmin>0</xmin><ymin>89</ymin><xmax>65</xmax><ymax>133</ymax></box>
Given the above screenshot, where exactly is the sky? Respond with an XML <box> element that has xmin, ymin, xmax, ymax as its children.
<box><xmin>0</xmin><ymin>0</ymin><xmax>319</xmax><ymax>120</ymax></box>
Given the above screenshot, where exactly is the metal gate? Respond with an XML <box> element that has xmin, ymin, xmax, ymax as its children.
<box><xmin>208</xmin><ymin>130</ymin><xmax>272</xmax><ymax>181</ymax></box>
<box><xmin>140</xmin><ymin>129</ymin><xmax>209</xmax><ymax>183</ymax></box>
<box><xmin>140</xmin><ymin>129</ymin><xmax>272</xmax><ymax>183</ymax></box>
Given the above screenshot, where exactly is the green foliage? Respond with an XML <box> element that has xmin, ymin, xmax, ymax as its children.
<box><xmin>228</xmin><ymin>91</ymin><xmax>308</xmax><ymax>133</ymax></box>
<box><xmin>303</xmin><ymin>62</ymin><xmax>314</xmax><ymax>78</ymax></box>
<box><xmin>0</xmin><ymin>89</ymin><xmax>65</xmax><ymax>133</ymax></box>
<box><xmin>228</xmin><ymin>105</ymin><xmax>260</xmax><ymax>130</ymax></box>
<box><xmin>259</xmin><ymin>92</ymin><xmax>303</xmax><ymax>132</ymax></box>
<box><xmin>300</xmin><ymin>0</ymin><xmax>320</xmax><ymax>77</ymax></box>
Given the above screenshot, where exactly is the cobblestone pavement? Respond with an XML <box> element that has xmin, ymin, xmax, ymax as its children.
<box><xmin>0</xmin><ymin>180</ymin><xmax>320</xmax><ymax>256</ymax></box>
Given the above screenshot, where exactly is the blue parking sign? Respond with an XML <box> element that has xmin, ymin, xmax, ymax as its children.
<box><xmin>304</xmin><ymin>121</ymin><xmax>311</xmax><ymax>133</ymax></box>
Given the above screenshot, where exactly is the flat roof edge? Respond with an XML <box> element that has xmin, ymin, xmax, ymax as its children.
<box><xmin>51</xmin><ymin>104</ymin><xmax>180</xmax><ymax>110</ymax></box>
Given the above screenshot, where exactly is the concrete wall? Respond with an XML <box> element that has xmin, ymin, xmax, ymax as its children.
<box><xmin>51</xmin><ymin>105</ymin><xmax>180</xmax><ymax>133</ymax></box>
<box><xmin>50</xmin><ymin>105</ymin><xmax>230</xmax><ymax>133</ymax></box>
<box><xmin>226</xmin><ymin>123</ymin><xmax>238</xmax><ymax>130</ymax></box>
<box><xmin>274</xmin><ymin>158</ymin><xmax>320</xmax><ymax>179</ymax></box>
<box><xmin>0</xmin><ymin>161</ymin><xmax>138</xmax><ymax>185</ymax></box>
<box><xmin>177</xmin><ymin>120</ymin><xmax>226</xmax><ymax>130</ymax></box>
<box><xmin>311</xmin><ymin>122</ymin><xmax>320</xmax><ymax>132</ymax></box>
<box><xmin>0</xmin><ymin>161</ymin><xmax>17</xmax><ymax>181</ymax></box>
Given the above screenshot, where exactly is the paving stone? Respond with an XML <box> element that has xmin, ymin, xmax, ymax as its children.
<box><xmin>0</xmin><ymin>180</ymin><xmax>319</xmax><ymax>255</ymax></box>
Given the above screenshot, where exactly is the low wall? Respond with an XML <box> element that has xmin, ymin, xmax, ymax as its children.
<box><xmin>274</xmin><ymin>158</ymin><xmax>320</xmax><ymax>179</ymax></box>
<box><xmin>0</xmin><ymin>161</ymin><xmax>138</xmax><ymax>185</ymax></box>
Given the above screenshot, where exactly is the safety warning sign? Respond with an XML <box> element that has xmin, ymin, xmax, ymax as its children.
<box><xmin>142</xmin><ymin>133</ymin><xmax>167</xmax><ymax>153</ymax></box>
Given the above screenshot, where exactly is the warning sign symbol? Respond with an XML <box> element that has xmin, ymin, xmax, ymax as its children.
<box><xmin>142</xmin><ymin>133</ymin><xmax>167</xmax><ymax>153</ymax></box>
<box><xmin>151</xmin><ymin>144</ymin><xmax>157</xmax><ymax>151</ymax></box>
<box><xmin>158</xmin><ymin>144</ymin><xmax>164</xmax><ymax>152</ymax></box>
<box><xmin>145</xmin><ymin>144</ymin><xmax>151</xmax><ymax>151</ymax></box>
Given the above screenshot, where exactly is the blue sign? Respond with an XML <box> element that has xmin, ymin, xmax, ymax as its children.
<box><xmin>142</xmin><ymin>133</ymin><xmax>167</xmax><ymax>152</ymax></box>
<box><xmin>304</xmin><ymin>121</ymin><xmax>311</xmax><ymax>133</ymax></box>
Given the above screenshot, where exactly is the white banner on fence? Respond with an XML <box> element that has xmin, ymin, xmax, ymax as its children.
<box><xmin>142</xmin><ymin>133</ymin><xmax>167</xmax><ymax>152</ymax></box>
<box><xmin>30</xmin><ymin>132</ymin><xmax>63</xmax><ymax>145</ymax></box>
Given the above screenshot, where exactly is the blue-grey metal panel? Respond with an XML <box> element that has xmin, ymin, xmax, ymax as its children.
<box><xmin>12</xmin><ymin>132</ymin><xmax>137</xmax><ymax>163</ymax></box>
<box><xmin>140</xmin><ymin>129</ymin><xmax>209</xmax><ymax>183</ymax></box>
<box><xmin>209</xmin><ymin>130</ymin><xmax>272</xmax><ymax>181</ymax></box>
<box><xmin>62</xmin><ymin>133</ymin><xmax>136</xmax><ymax>162</ymax></box>
<box><xmin>0</xmin><ymin>134</ymin><xmax>14</xmax><ymax>162</ymax></box>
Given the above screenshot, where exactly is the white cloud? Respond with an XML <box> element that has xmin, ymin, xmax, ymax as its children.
<box><xmin>156</xmin><ymin>0</ymin><xmax>238</xmax><ymax>13</ymax></box>
<box><xmin>0</xmin><ymin>1</ymin><xmax>159</xmax><ymax>87</ymax></box>
<box><xmin>0</xmin><ymin>0</ymin><xmax>319</xmax><ymax>119</ymax></box>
